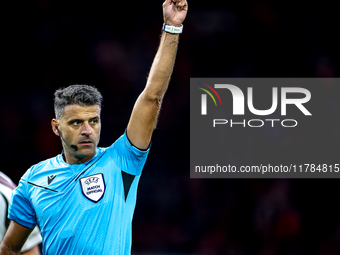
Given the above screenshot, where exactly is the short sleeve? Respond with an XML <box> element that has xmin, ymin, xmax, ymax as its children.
<box><xmin>8</xmin><ymin>169</ymin><xmax>37</xmax><ymax>229</ymax></box>
<box><xmin>105</xmin><ymin>130</ymin><xmax>150</xmax><ymax>176</ymax></box>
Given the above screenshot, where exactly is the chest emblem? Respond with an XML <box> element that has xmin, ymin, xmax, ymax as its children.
<box><xmin>79</xmin><ymin>173</ymin><xmax>106</xmax><ymax>203</ymax></box>
<box><xmin>48</xmin><ymin>174</ymin><xmax>57</xmax><ymax>185</ymax></box>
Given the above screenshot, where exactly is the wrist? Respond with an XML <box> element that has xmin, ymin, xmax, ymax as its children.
<box><xmin>162</xmin><ymin>24</ymin><xmax>183</xmax><ymax>34</ymax></box>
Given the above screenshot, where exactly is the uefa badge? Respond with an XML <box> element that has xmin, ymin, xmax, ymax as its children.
<box><xmin>80</xmin><ymin>173</ymin><xmax>106</xmax><ymax>203</ymax></box>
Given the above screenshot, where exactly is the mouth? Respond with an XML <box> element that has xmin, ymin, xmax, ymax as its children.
<box><xmin>78</xmin><ymin>140</ymin><xmax>93</xmax><ymax>146</ymax></box>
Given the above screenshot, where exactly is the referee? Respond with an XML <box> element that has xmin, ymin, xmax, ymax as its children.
<box><xmin>0</xmin><ymin>0</ymin><xmax>188</xmax><ymax>254</ymax></box>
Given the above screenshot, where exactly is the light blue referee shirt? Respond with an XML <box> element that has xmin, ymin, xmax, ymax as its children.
<box><xmin>9</xmin><ymin>131</ymin><xmax>149</xmax><ymax>255</ymax></box>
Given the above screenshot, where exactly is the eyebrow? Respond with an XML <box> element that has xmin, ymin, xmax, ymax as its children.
<box><xmin>67</xmin><ymin>116</ymin><xmax>100</xmax><ymax>125</ymax></box>
<box><xmin>67</xmin><ymin>118</ymin><xmax>83</xmax><ymax>125</ymax></box>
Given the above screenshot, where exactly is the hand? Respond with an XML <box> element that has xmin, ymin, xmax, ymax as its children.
<box><xmin>163</xmin><ymin>0</ymin><xmax>188</xmax><ymax>27</ymax></box>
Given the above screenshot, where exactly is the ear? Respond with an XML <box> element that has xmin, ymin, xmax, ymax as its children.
<box><xmin>51</xmin><ymin>119</ymin><xmax>60</xmax><ymax>136</ymax></box>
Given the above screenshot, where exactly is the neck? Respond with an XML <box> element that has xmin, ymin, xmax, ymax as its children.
<box><xmin>63</xmin><ymin>150</ymin><xmax>96</xmax><ymax>165</ymax></box>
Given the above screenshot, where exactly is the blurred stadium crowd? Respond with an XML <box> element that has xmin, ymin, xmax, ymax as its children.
<box><xmin>2</xmin><ymin>0</ymin><xmax>340</xmax><ymax>254</ymax></box>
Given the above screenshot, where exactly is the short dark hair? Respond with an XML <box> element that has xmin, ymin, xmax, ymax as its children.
<box><xmin>54</xmin><ymin>84</ymin><xmax>103</xmax><ymax>119</ymax></box>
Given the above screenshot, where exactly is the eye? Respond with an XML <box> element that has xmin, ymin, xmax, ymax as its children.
<box><xmin>72</xmin><ymin>120</ymin><xmax>82</xmax><ymax>126</ymax></box>
<box><xmin>90</xmin><ymin>118</ymin><xmax>99</xmax><ymax>124</ymax></box>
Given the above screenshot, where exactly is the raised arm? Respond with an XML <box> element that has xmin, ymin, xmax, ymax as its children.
<box><xmin>126</xmin><ymin>0</ymin><xmax>188</xmax><ymax>149</ymax></box>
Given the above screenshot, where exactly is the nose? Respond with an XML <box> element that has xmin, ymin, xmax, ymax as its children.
<box><xmin>81</xmin><ymin>122</ymin><xmax>92</xmax><ymax>136</ymax></box>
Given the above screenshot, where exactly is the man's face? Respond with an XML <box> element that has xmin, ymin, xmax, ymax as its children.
<box><xmin>57</xmin><ymin>104</ymin><xmax>101</xmax><ymax>162</ymax></box>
